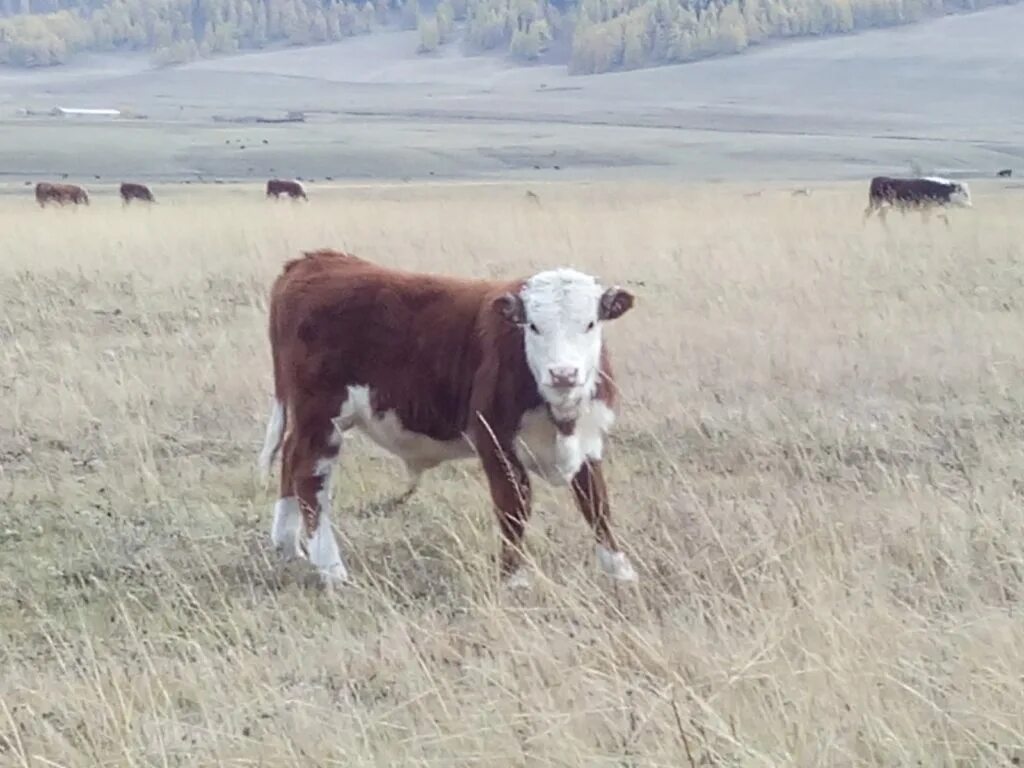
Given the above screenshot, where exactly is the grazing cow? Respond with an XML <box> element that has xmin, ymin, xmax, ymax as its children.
<box><xmin>266</xmin><ymin>178</ymin><xmax>307</xmax><ymax>200</ymax></box>
<box><xmin>997</xmin><ymin>169</ymin><xmax>1012</xmax><ymax>178</ymax></box>
<box><xmin>259</xmin><ymin>250</ymin><xmax>637</xmax><ymax>589</ymax></box>
<box><xmin>120</xmin><ymin>182</ymin><xmax>155</xmax><ymax>205</ymax></box>
<box><xmin>864</xmin><ymin>175</ymin><xmax>972</xmax><ymax>224</ymax></box>
<box><xmin>35</xmin><ymin>182</ymin><xmax>89</xmax><ymax>207</ymax></box>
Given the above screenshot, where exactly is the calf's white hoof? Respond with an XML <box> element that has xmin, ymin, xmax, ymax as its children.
<box><xmin>504</xmin><ymin>567</ymin><xmax>533</xmax><ymax>591</ymax></box>
<box><xmin>319</xmin><ymin>562</ymin><xmax>350</xmax><ymax>589</ymax></box>
<box><xmin>596</xmin><ymin>545</ymin><xmax>638</xmax><ymax>583</ymax></box>
<box><xmin>271</xmin><ymin>497</ymin><xmax>302</xmax><ymax>560</ymax></box>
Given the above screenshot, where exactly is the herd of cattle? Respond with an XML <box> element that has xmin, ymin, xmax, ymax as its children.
<box><xmin>28</xmin><ymin>172</ymin><xmax>995</xmax><ymax>223</ymax></box>
<box><xmin>33</xmin><ymin>177</ymin><xmax>308</xmax><ymax>206</ymax></box>
<box><xmin>23</xmin><ymin>167</ymin><xmax>1004</xmax><ymax>589</ymax></box>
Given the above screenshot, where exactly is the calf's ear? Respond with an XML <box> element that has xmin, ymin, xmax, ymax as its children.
<box><xmin>599</xmin><ymin>287</ymin><xmax>635</xmax><ymax>321</ymax></box>
<box><xmin>493</xmin><ymin>293</ymin><xmax>526</xmax><ymax>325</ymax></box>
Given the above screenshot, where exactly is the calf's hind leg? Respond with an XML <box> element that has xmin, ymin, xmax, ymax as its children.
<box><xmin>389</xmin><ymin>461</ymin><xmax>427</xmax><ymax>506</ymax></box>
<box><xmin>276</xmin><ymin>397</ymin><xmax>350</xmax><ymax>586</ymax></box>
<box><xmin>271</xmin><ymin>425</ymin><xmax>302</xmax><ymax>559</ymax></box>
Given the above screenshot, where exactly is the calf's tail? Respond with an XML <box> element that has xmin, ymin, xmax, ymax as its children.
<box><xmin>258</xmin><ymin>299</ymin><xmax>287</xmax><ymax>480</ymax></box>
<box><xmin>258</xmin><ymin>397</ymin><xmax>286</xmax><ymax>480</ymax></box>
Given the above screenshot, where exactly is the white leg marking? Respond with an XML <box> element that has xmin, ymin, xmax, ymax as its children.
<box><xmin>258</xmin><ymin>399</ymin><xmax>285</xmax><ymax>479</ymax></box>
<box><xmin>504</xmin><ymin>567</ymin><xmax>533</xmax><ymax>591</ymax></box>
<box><xmin>596</xmin><ymin>544</ymin><xmax>638</xmax><ymax>582</ymax></box>
<box><xmin>307</xmin><ymin>457</ymin><xmax>349</xmax><ymax>586</ymax></box>
<box><xmin>271</xmin><ymin>496</ymin><xmax>301</xmax><ymax>559</ymax></box>
<box><xmin>307</xmin><ymin>512</ymin><xmax>349</xmax><ymax>586</ymax></box>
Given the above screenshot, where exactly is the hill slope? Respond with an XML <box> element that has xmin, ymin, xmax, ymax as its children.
<box><xmin>0</xmin><ymin>5</ymin><xmax>1021</xmax><ymax>183</ymax></box>
<box><xmin>0</xmin><ymin>0</ymin><xmax>1020</xmax><ymax>74</ymax></box>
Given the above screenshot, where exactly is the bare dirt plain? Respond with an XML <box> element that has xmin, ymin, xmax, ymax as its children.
<box><xmin>2</xmin><ymin>180</ymin><xmax>1023</xmax><ymax>765</ymax></box>
<box><xmin>0</xmin><ymin>4</ymin><xmax>1022</xmax><ymax>185</ymax></box>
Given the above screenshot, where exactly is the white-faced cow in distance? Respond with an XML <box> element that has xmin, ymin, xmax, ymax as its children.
<box><xmin>259</xmin><ymin>250</ymin><xmax>637</xmax><ymax>589</ymax></box>
<box><xmin>864</xmin><ymin>175</ymin><xmax>972</xmax><ymax>225</ymax></box>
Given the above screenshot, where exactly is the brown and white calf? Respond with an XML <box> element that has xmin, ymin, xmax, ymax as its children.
<box><xmin>259</xmin><ymin>249</ymin><xmax>637</xmax><ymax>588</ymax></box>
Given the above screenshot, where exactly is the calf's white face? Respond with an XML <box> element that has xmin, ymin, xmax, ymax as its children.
<box><xmin>925</xmin><ymin>176</ymin><xmax>973</xmax><ymax>208</ymax></box>
<box><xmin>951</xmin><ymin>182</ymin><xmax>972</xmax><ymax>207</ymax></box>
<box><xmin>494</xmin><ymin>268</ymin><xmax>634</xmax><ymax>412</ymax></box>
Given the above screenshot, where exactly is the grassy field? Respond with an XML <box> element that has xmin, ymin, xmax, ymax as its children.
<box><xmin>1</xmin><ymin>180</ymin><xmax>1023</xmax><ymax>766</ymax></box>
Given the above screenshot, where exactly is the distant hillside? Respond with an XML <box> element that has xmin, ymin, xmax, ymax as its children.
<box><xmin>0</xmin><ymin>0</ymin><xmax>1019</xmax><ymax>73</ymax></box>
<box><xmin>0</xmin><ymin>0</ymin><xmax>401</xmax><ymax>67</ymax></box>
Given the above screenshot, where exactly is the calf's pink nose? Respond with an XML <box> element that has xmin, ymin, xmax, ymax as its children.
<box><xmin>548</xmin><ymin>367</ymin><xmax>579</xmax><ymax>389</ymax></box>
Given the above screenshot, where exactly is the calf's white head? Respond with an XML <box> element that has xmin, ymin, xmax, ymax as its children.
<box><xmin>925</xmin><ymin>176</ymin><xmax>973</xmax><ymax>208</ymax></box>
<box><xmin>494</xmin><ymin>268</ymin><xmax>634</xmax><ymax>411</ymax></box>
<box><xmin>951</xmin><ymin>181</ymin><xmax>972</xmax><ymax>207</ymax></box>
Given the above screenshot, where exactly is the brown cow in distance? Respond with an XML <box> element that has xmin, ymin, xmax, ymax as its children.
<box><xmin>259</xmin><ymin>250</ymin><xmax>638</xmax><ymax>590</ymax></box>
<box><xmin>266</xmin><ymin>178</ymin><xmax>307</xmax><ymax>200</ymax></box>
<box><xmin>120</xmin><ymin>182</ymin><xmax>156</xmax><ymax>205</ymax></box>
<box><xmin>35</xmin><ymin>182</ymin><xmax>89</xmax><ymax>207</ymax></box>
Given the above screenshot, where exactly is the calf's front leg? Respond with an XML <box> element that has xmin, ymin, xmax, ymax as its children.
<box><xmin>571</xmin><ymin>459</ymin><xmax>637</xmax><ymax>582</ymax></box>
<box><xmin>277</xmin><ymin>398</ymin><xmax>350</xmax><ymax>588</ymax></box>
<box><xmin>475</xmin><ymin>434</ymin><xmax>534</xmax><ymax>588</ymax></box>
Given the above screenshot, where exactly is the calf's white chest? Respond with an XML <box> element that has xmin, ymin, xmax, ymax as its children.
<box><xmin>514</xmin><ymin>400</ymin><xmax>614</xmax><ymax>485</ymax></box>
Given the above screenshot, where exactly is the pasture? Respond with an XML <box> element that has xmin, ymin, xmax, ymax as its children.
<box><xmin>1</xmin><ymin>180</ymin><xmax>1023</xmax><ymax>766</ymax></box>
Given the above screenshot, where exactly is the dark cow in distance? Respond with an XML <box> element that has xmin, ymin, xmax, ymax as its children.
<box><xmin>266</xmin><ymin>178</ymin><xmax>307</xmax><ymax>200</ymax></box>
<box><xmin>120</xmin><ymin>182</ymin><xmax>156</xmax><ymax>205</ymax></box>
<box><xmin>864</xmin><ymin>175</ymin><xmax>972</xmax><ymax>224</ymax></box>
<box><xmin>35</xmin><ymin>182</ymin><xmax>89</xmax><ymax>207</ymax></box>
<box><xmin>259</xmin><ymin>250</ymin><xmax>638</xmax><ymax>589</ymax></box>
<box><xmin>997</xmin><ymin>169</ymin><xmax>1012</xmax><ymax>178</ymax></box>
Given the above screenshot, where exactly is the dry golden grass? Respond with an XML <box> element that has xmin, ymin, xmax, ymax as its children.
<box><xmin>2</xmin><ymin>180</ymin><xmax>1023</xmax><ymax>767</ymax></box>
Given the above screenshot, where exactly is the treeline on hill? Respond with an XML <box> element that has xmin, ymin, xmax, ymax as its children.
<box><xmin>0</xmin><ymin>0</ymin><xmax>1017</xmax><ymax>71</ymax></box>
<box><xmin>436</xmin><ymin>0</ymin><xmax>1016</xmax><ymax>72</ymax></box>
<box><xmin>0</xmin><ymin>0</ymin><xmax>407</xmax><ymax>66</ymax></box>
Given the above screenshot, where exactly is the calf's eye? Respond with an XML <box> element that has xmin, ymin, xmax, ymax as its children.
<box><xmin>585</xmin><ymin>321</ymin><xmax>595</xmax><ymax>331</ymax></box>
<box><xmin>529</xmin><ymin>323</ymin><xmax>540</xmax><ymax>334</ymax></box>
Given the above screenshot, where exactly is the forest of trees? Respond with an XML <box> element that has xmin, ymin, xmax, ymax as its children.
<box><xmin>438</xmin><ymin>0</ymin><xmax>1016</xmax><ymax>71</ymax></box>
<box><xmin>0</xmin><ymin>0</ymin><xmax>1017</xmax><ymax>72</ymax></box>
<box><xmin>0</xmin><ymin>0</ymin><xmax>396</xmax><ymax>66</ymax></box>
